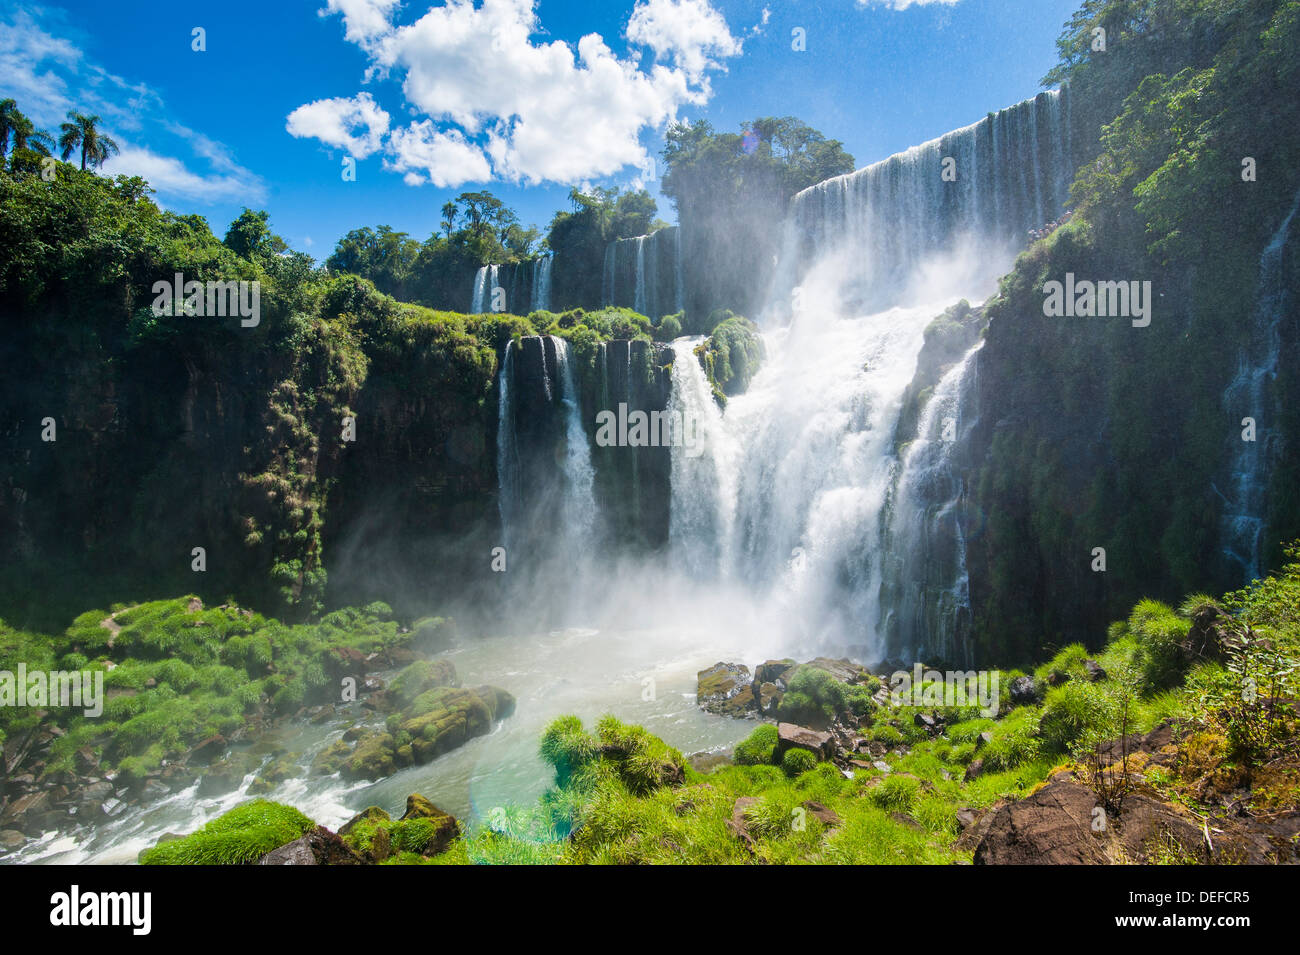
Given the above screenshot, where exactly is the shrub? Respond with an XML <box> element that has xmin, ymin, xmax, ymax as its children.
<box><xmin>1038</xmin><ymin>681</ymin><xmax>1122</xmax><ymax>755</ymax></box>
<box><xmin>734</xmin><ymin>724</ymin><xmax>779</xmax><ymax>766</ymax></box>
<box><xmin>782</xmin><ymin>747</ymin><xmax>817</xmax><ymax>777</ymax></box>
<box><xmin>1129</xmin><ymin>599</ymin><xmax>1192</xmax><ymax>690</ymax></box>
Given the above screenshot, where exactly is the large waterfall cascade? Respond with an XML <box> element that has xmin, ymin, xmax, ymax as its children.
<box><xmin>1219</xmin><ymin>188</ymin><xmax>1300</xmax><ymax>580</ymax></box>
<box><xmin>668</xmin><ymin>90</ymin><xmax>1074</xmax><ymax>661</ymax></box>
<box><xmin>493</xmin><ymin>90</ymin><xmax>1076</xmax><ymax>662</ymax></box>
<box><xmin>777</xmin><ymin>88</ymin><xmax>1073</xmax><ymax>315</ymax></box>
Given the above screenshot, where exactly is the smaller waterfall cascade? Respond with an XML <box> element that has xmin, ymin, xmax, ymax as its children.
<box><xmin>667</xmin><ymin>338</ymin><xmax>737</xmax><ymax>576</ymax></box>
<box><xmin>496</xmin><ymin>340</ymin><xmax>519</xmax><ymax>549</ymax></box>
<box><xmin>531</xmin><ymin>257</ymin><xmax>553</xmax><ymax>313</ymax></box>
<box><xmin>783</xmin><ymin>89</ymin><xmax>1073</xmax><ymax>313</ymax></box>
<box><xmin>471</xmin><ymin>264</ymin><xmax>501</xmax><ymax>313</ymax></box>
<box><xmin>1219</xmin><ymin>188</ymin><xmax>1300</xmax><ymax>580</ymax></box>
<box><xmin>553</xmin><ymin>336</ymin><xmax>596</xmax><ymax>544</ymax></box>
<box><xmin>602</xmin><ymin>226</ymin><xmax>683</xmax><ymax>319</ymax></box>
<box><xmin>881</xmin><ymin>344</ymin><xmax>983</xmax><ymax>664</ymax></box>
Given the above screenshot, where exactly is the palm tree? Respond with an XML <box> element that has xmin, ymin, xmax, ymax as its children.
<box><xmin>58</xmin><ymin>111</ymin><xmax>119</xmax><ymax>171</ymax></box>
<box><xmin>0</xmin><ymin>99</ymin><xmax>18</xmax><ymax>158</ymax></box>
<box><xmin>0</xmin><ymin>100</ymin><xmax>54</xmax><ymax>165</ymax></box>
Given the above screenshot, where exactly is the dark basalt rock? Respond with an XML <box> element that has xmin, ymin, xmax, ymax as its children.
<box><xmin>257</xmin><ymin>826</ymin><xmax>364</xmax><ymax>865</ymax></box>
<box><xmin>1008</xmin><ymin>675</ymin><xmax>1040</xmax><ymax>704</ymax></box>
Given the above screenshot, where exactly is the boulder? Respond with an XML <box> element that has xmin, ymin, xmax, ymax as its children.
<box><xmin>973</xmin><ymin>777</ymin><xmax>1109</xmax><ymax>864</ymax></box>
<box><xmin>398</xmin><ymin>794</ymin><xmax>460</xmax><ymax>855</ymax></box>
<box><xmin>756</xmin><ymin>682</ymin><xmax>783</xmax><ymax>714</ymax></box>
<box><xmin>726</xmin><ymin>796</ymin><xmax>761</xmax><ymax>847</ymax></box>
<box><xmin>188</xmin><ymin>734</ymin><xmax>226</xmax><ymax>766</ymax></box>
<box><xmin>339</xmin><ymin>806</ymin><xmax>391</xmax><ymax>837</ymax></box>
<box><xmin>1084</xmin><ymin>659</ymin><xmax>1107</xmax><ymax>682</ymax></box>
<box><xmin>963</xmin><ymin>758</ymin><xmax>985</xmax><ymax>782</ymax></box>
<box><xmin>257</xmin><ymin>826</ymin><xmax>363</xmax><ymax>865</ymax></box>
<box><xmin>755</xmin><ymin>659</ymin><xmax>796</xmax><ymax>686</ymax></box>
<box><xmin>1008</xmin><ymin>676</ymin><xmax>1040</xmax><ymax>704</ymax></box>
<box><xmin>802</xmin><ymin>657</ymin><xmax>868</xmax><ymax>684</ymax></box>
<box><xmin>1184</xmin><ymin>602</ymin><xmax>1234</xmax><ymax>661</ymax></box>
<box><xmin>776</xmin><ymin>723</ymin><xmax>834</xmax><ymax>760</ymax></box>
<box><xmin>696</xmin><ymin>662</ymin><xmax>757</xmax><ymax>717</ymax></box>
<box><xmin>0</xmin><ymin>830</ymin><xmax>24</xmax><ymax>851</ymax></box>
<box><xmin>0</xmin><ymin>792</ymin><xmax>50</xmax><ymax>834</ymax></box>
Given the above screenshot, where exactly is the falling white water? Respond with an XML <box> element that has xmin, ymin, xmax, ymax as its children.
<box><xmin>881</xmin><ymin>343</ymin><xmax>984</xmax><ymax>664</ymax></box>
<box><xmin>724</xmin><ymin>286</ymin><xmax>961</xmax><ymax>657</ymax></box>
<box><xmin>531</xmin><ymin>257</ymin><xmax>553</xmax><ymax>313</ymax></box>
<box><xmin>602</xmin><ymin>227</ymin><xmax>683</xmax><ymax>319</ymax></box>
<box><xmin>1219</xmin><ymin>188</ymin><xmax>1300</xmax><ymax>580</ymax></box>
<box><xmin>633</xmin><ymin>236</ymin><xmax>648</xmax><ymax>316</ymax></box>
<box><xmin>779</xmin><ymin>89</ymin><xmax>1071</xmax><ymax>314</ymax></box>
<box><xmin>471</xmin><ymin>265</ymin><xmax>488</xmax><ymax>314</ymax></box>
<box><xmin>496</xmin><ymin>340</ymin><xmax>518</xmax><ymax>550</ymax></box>
<box><xmin>601</xmin><ymin>242</ymin><xmax>616</xmax><ymax>306</ymax></box>
<box><xmin>668</xmin><ymin>338</ymin><xmax>738</xmax><ymax>576</ymax></box>
<box><xmin>552</xmin><ymin>336</ymin><xmax>596</xmax><ymax>546</ymax></box>
<box><xmin>471</xmin><ymin>264</ymin><xmax>501</xmax><ymax>313</ymax></box>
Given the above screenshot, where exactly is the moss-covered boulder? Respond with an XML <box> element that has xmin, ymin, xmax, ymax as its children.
<box><xmin>328</xmin><ymin>685</ymin><xmax>515</xmax><ymax>782</ymax></box>
<box><xmin>386</xmin><ymin>659</ymin><xmax>459</xmax><ymax>708</ymax></box>
<box><xmin>696</xmin><ymin>662</ymin><xmax>757</xmax><ymax>717</ymax></box>
<box><xmin>338</xmin><ymin>796</ymin><xmax>459</xmax><ymax>861</ymax></box>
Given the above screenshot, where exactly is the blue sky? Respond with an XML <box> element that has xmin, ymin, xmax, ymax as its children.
<box><xmin>1</xmin><ymin>0</ymin><xmax>1080</xmax><ymax>258</ymax></box>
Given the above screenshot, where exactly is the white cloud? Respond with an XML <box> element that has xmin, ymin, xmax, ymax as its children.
<box><xmin>297</xmin><ymin>0</ymin><xmax>744</xmax><ymax>187</ymax></box>
<box><xmin>285</xmin><ymin>91</ymin><xmax>390</xmax><ymax>158</ymax></box>
<box><xmin>319</xmin><ymin>0</ymin><xmax>402</xmax><ymax>45</ymax></box>
<box><xmin>627</xmin><ymin>0</ymin><xmax>742</xmax><ymax>80</ymax></box>
<box><xmin>855</xmin><ymin>0</ymin><xmax>962</xmax><ymax>8</ymax></box>
<box><xmin>101</xmin><ymin>145</ymin><xmax>264</xmax><ymax>203</ymax></box>
<box><xmin>0</xmin><ymin>6</ymin><xmax>264</xmax><ymax>205</ymax></box>
<box><xmin>385</xmin><ymin>120</ymin><xmax>491</xmax><ymax>187</ymax></box>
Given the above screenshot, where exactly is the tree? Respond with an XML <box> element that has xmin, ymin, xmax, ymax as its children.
<box><xmin>0</xmin><ymin>100</ymin><xmax>53</xmax><ymax>163</ymax></box>
<box><xmin>661</xmin><ymin>116</ymin><xmax>854</xmax><ymax>319</ymax></box>
<box><xmin>326</xmin><ymin>226</ymin><xmax>422</xmax><ymax>299</ymax></box>
<box><xmin>58</xmin><ymin>111</ymin><xmax>119</xmax><ymax>171</ymax></box>
<box><xmin>224</xmin><ymin>208</ymin><xmax>286</xmax><ymax>262</ymax></box>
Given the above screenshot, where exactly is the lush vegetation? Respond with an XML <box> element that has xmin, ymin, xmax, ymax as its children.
<box><xmin>0</xmin><ymin>596</ymin><xmax>444</xmax><ymax>786</ymax></box>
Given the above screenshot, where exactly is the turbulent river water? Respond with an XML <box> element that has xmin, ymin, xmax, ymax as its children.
<box><xmin>16</xmin><ymin>626</ymin><xmax>763</xmax><ymax>864</ymax></box>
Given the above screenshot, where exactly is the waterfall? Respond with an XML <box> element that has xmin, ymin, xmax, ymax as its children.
<box><xmin>657</xmin><ymin>91</ymin><xmax>1075</xmax><ymax>661</ymax></box>
<box><xmin>668</xmin><ymin>338</ymin><xmax>737</xmax><ymax>576</ymax></box>
<box><xmin>471</xmin><ymin>266</ymin><xmax>489</xmax><ymax>314</ymax></box>
<box><xmin>531</xmin><ymin>257</ymin><xmax>553</xmax><ymax>313</ymax></box>
<box><xmin>633</xmin><ymin>236</ymin><xmax>648</xmax><ymax>316</ymax></box>
<box><xmin>601</xmin><ymin>227</ymin><xmax>684</xmax><ymax>319</ymax></box>
<box><xmin>552</xmin><ymin>336</ymin><xmax>596</xmax><ymax>545</ymax></box>
<box><xmin>1219</xmin><ymin>188</ymin><xmax>1300</xmax><ymax>580</ymax></box>
<box><xmin>881</xmin><ymin>344</ymin><xmax>983</xmax><ymax>664</ymax></box>
<box><xmin>601</xmin><ymin>243</ymin><xmax>616</xmax><ymax>307</ymax></box>
<box><xmin>472</xmin><ymin>264</ymin><xmax>501</xmax><ymax>313</ymax></box>
<box><xmin>496</xmin><ymin>340</ymin><xmax>518</xmax><ymax>549</ymax></box>
<box><xmin>782</xmin><ymin>89</ymin><xmax>1072</xmax><ymax>313</ymax></box>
